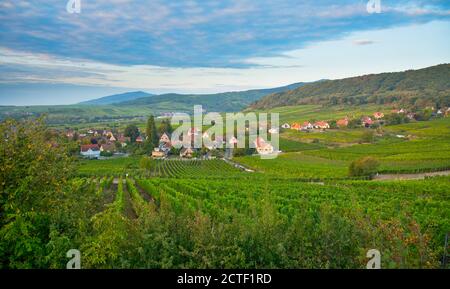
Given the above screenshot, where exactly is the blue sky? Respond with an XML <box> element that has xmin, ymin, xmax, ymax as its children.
<box><xmin>0</xmin><ymin>0</ymin><xmax>449</xmax><ymax>105</ymax></box>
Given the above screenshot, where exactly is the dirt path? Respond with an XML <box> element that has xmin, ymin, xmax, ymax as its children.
<box><xmin>135</xmin><ymin>183</ymin><xmax>154</xmax><ymax>203</ymax></box>
<box><xmin>122</xmin><ymin>181</ymin><xmax>138</xmax><ymax>219</ymax></box>
<box><xmin>222</xmin><ymin>158</ymin><xmax>254</xmax><ymax>172</ymax></box>
<box><xmin>113</xmin><ymin>178</ymin><xmax>126</xmax><ymax>185</ymax></box>
<box><xmin>373</xmin><ymin>170</ymin><xmax>450</xmax><ymax>181</ymax></box>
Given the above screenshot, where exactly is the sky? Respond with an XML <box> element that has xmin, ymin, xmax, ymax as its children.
<box><xmin>0</xmin><ymin>0</ymin><xmax>449</xmax><ymax>105</ymax></box>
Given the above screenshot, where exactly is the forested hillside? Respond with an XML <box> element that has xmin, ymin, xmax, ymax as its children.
<box><xmin>249</xmin><ymin>64</ymin><xmax>450</xmax><ymax>110</ymax></box>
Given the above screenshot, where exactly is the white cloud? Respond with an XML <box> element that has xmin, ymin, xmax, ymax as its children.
<box><xmin>1</xmin><ymin>21</ymin><xmax>449</xmax><ymax>94</ymax></box>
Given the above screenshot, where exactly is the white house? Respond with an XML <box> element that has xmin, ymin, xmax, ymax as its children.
<box><xmin>80</xmin><ymin>144</ymin><xmax>100</xmax><ymax>159</ymax></box>
<box><xmin>254</xmin><ymin>137</ymin><xmax>274</xmax><ymax>155</ymax></box>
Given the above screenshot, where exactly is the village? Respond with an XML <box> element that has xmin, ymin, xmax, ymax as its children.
<box><xmin>69</xmin><ymin>106</ymin><xmax>449</xmax><ymax>160</ymax></box>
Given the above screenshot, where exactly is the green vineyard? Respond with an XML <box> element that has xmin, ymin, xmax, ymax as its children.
<box><xmin>34</xmin><ymin>171</ymin><xmax>449</xmax><ymax>269</ymax></box>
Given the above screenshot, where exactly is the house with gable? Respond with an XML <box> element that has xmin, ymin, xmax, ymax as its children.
<box><xmin>254</xmin><ymin>137</ymin><xmax>274</xmax><ymax>155</ymax></box>
<box><xmin>80</xmin><ymin>144</ymin><xmax>101</xmax><ymax>159</ymax></box>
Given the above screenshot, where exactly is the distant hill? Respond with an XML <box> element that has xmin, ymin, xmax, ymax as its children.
<box><xmin>249</xmin><ymin>64</ymin><xmax>450</xmax><ymax>110</ymax></box>
<box><xmin>79</xmin><ymin>91</ymin><xmax>154</xmax><ymax>105</ymax></box>
<box><xmin>118</xmin><ymin>82</ymin><xmax>307</xmax><ymax>112</ymax></box>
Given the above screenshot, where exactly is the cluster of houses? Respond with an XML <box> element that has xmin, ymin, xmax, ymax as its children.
<box><xmin>72</xmin><ymin>129</ymin><xmax>136</xmax><ymax>159</ymax></box>
<box><xmin>150</xmin><ymin>128</ymin><xmax>277</xmax><ymax>159</ymax></box>
<box><xmin>282</xmin><ymin>120</ymin><xmax>331</xmax><ymax>131</ymax></box>
<box><xmin>281</xmin><ymin>107</ymin><xmax>450</xmax><ymax>133</ymax></box>
<box><xmin>281</xmin><ymin>111</ymin><xmax>387</xmax><ymax>132</ymax></box>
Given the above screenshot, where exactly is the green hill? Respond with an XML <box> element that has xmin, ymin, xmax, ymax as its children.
<box><xmin>249</xmin><ymin>64</ymin><xmax>450</xmax><ymax>110</ymax></box>
<box><xmin>118</xmin><ymin>82</ymin><xmax>307</xmax><ymax>112</ymax></box>
<box><xmin>79</xmin><ymin>91</ymin><xmax>154</xmax><ymax>105</ymax></box>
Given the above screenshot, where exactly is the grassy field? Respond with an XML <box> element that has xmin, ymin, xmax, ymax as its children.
<box><xmin>255</xmin><ymin>104</ymin><xmax>391</xmax><ymax>124</ymax></box>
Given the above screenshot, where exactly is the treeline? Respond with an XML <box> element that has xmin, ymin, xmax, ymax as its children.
<box><xmin>250</xmin><ymin>64</ymin><xmax>450</xmax><ymax>109</ymax></box>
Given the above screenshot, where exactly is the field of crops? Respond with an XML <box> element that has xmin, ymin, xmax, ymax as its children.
<box><xmin>65</xmin><ymin>115</ymin><xmax>450</xmax><ymax>269</ymax></box>
<box><xmin>61</xmin><ymin>173</ymin><xmax>450</xmax><ymax>269</ymax></box>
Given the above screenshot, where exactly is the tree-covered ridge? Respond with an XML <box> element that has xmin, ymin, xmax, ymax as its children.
<box><xmin>117</xmin><ymin>82</ymin><xmax>307</xmax><ymax>112</ymax></box>
<box><xmin>249</xmin><ymin>64</ymin><xmax>450</xmax><ymax>110</ymax></box>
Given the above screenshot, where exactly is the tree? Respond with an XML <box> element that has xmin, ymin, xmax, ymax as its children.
<box><xmin>0</xmin><ymin>117</ymin><xmax>74</xmax><ymax>267</ymax></box>
<box><xmin>124</xmin><ymin>124</ymin><xmax>139</xmax><ymax>143</ymax></box>
<box><xmin>157</xmin><ymin>119</ymin><xmax>173</xmax><ymax>136</ymax></box>
<box><xmin>329</xmin><ymin>120</ymin><xmax>337</xmax><ymax>129</ymax></box>
<box><xmin>349</xmin><ymin>157</ymin><xmax>380</xmax><ymax>177</ymax></box>
<box><xmin>146</xmin><ymin>115</ymin><xmax>158</xmax><ymax>147</ymax></box>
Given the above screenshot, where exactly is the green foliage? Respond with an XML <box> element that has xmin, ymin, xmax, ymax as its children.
<box><xmin>100</xmin><ymin>151</ymin><xmax>113</xmax><ymax>157</ymax></box>
<box><xmin>385</xmin><ymin>113</ymin><xmax>410</xmax><ymax>125</ymax></box>
<box><xmin>251</xmin><ymin>64</ymin><xmax>450</xmax><ymax>109</ymax></box>
<box><xmin>146</xmin><ymin>115</ymin><xmax>158</xmax><ymax>147</ymax></box>
<box><xmin>157</xmin><ymin>119</ymin><xmax>173</xmax><ymax>136</ymax></box>
<box><xmin>360</xmin><ymin>130</ymin><xmax>375</xmax><ymax>143</ymax></box>
<box><xmin>349</xmin><ymin>157</ymin><xmax>380</xmax><ymax>177</ymax></box>
<box><xmin>124</xmin><ymin>124</ymin><xmax>139</xmax><ymax>143</ymax></box>
<box><xmin>0</xmin><ymin>118</ymin><xmax>75</xmax><ymax>267</ymax></box>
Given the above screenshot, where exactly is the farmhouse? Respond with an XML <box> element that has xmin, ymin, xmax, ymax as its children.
<box><xmin>254</xmin><ymin>137</ymin><xmax>274</xmax><ymax>155</ymax></box>
<box><xmin>313</xmin><ymin>121</ymin><xmax>330</xmax><ymax>130</ymax></box>
<box><xmin>100</xmin><ymin>143</ymin><xmax>116</xmax><ymax>153</ymax></box>
<box><xmin>301</xmin><ymin>122</ymin><xmax>313</xmax><ymax>130</ymax></box>
<box><xmin>373</xmin><ymin>112</ymin><xmax>384</xmax><ymax>119</ymax></box>
<box><xmin>151</xmin><ymin>150</ymin><xmax>165</xmax><ymax>158</ymax></box>
<box><xmin>80</xmin><ymin>144</ymin><xmax>100</xmax><ymax>159</ymax></box>
<box><xmin>118</xmin><ymin>135</ymin><xmax>130</xmax><ymax>147</ymax></box>
<box><xmin>337</xmin><ymin>118</ymin><xmax>349</xmax><ymax>127</ymax></box>
<box><xmin>362</xmin><ymin>116</ymin><xmax>373</xmax><ymax>127</ymax></box>
<box><xmin>109</xmin><ymin>134</ymin><xmax>117</xmax><ymax>142</ymax></box>
<box><xmin>180</xmin><ymin>147</ymin><xmax>195</xmax><ymax>158</ymax></box>
<box><xmin>160</xmin><ymin>133</ymin><xmax>171</xmax><ymax>143</ymax></box>
<box><xmin>291</xmin><ymin>123</ymin><xmax>301</xmax><ymax>130</ymax></box>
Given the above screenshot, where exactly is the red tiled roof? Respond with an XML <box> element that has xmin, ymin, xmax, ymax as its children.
<box><xmin>81</xmin><ymin>144</ymin><xmax>100</xmax><ymax>152</ymax></box>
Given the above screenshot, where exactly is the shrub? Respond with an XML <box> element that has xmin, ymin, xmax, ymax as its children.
<box><xmin>100</xmin><ymin>151</ymin><xmax>113</xmax><ymax>157</ymax></box>
<box><xmin>349</xmin><ymin>156</ymin><xmax>380</xmax><ymax>177</ymax></box>
<box><xmin>361</xmin><ymin>130</ymin><xmax>375</xmax><ymax>143</ymax></box>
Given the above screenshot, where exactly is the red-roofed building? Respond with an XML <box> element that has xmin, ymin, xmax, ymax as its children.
<box><xmin>362</xmin><ymin>116</ymin><xmax>374</xmax><ymax>127</ymax></box>
<box><xmin>313</xmin><ymin>121</ymin><xmax>330</xmax><ymax>130</ymax></box>
<box><xmin>291</xmin><ymin>123</ymin><xmax>301</xmax><ymax>130</ymax></box>
<box><xmin>373</xmin><ymin>112</ymin><xmax>384</xmax><ymax>119</ymax></box>
<box><xmin>80</xmin><ymin>144</ymin><xmax>100</xmax><ymax>159</ymax></box>
<box><xmin>302</xmin><ymin>122</ymin><xmax>313</xmax><ymax>130</ymax></box>
<box><xmin>337</xmin><ymin>118</ymin><xmax>349</xmax><ymax>127</ymax></box>
<box><xmin>254</xmin><ymin>137</ymin><xmax>274</xmax><ymax>155</ymax></box>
